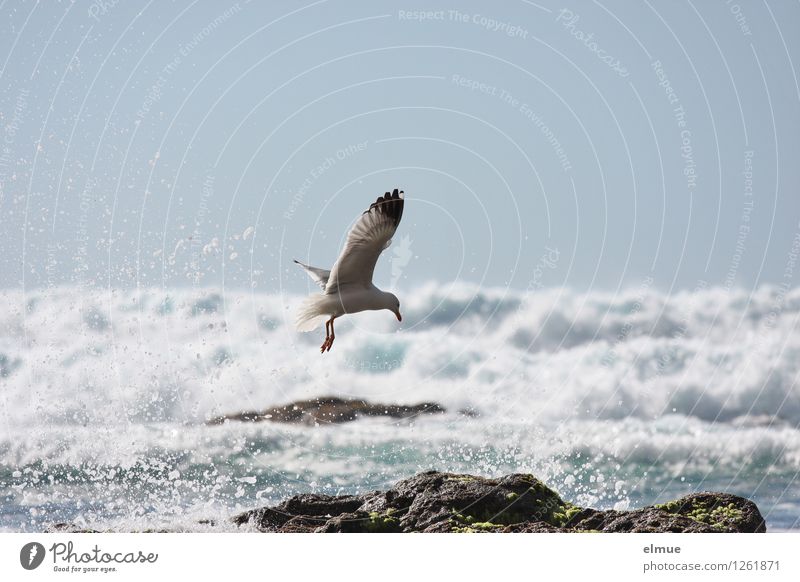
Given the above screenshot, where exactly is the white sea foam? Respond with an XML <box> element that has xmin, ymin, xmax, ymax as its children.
<box><xmin>1</xmin><ymin>283</ymin><xmax>798</xmax><ymax>428</ymax></box>
<box><xmin>2</xmin><ymin>283</ymin><xmax>799</xmax><ymax>531</ymax></box>
<box><xmin>2</xmin><ymin>413</ymin><xmax>798</xmax><ymax>531</ymax></box>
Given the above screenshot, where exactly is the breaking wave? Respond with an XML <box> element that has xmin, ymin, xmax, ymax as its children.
<box><xmin>1</xmin><ymin>283</ymin><xmax>798</xmax><ymax>428</ymax></box>
<box><xmin>2</xmin><ymin>282</ymin><xmax>799</xmax><ymax>531</ymax></box>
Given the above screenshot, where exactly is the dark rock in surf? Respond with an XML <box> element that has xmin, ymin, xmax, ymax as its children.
<box><xmin>44</xmin><ymin>523</ymin><xmax>99</xmax><ymax>533</ymax></box>
<box><xmin>232</xmin><ymin>470</ymin><xmax>766</xmax><ymax>533</ymax></box>
<box><xmin>207</xmin><ymin>396</ymin><xmax>446</xmax><ymax>426</ymax></box>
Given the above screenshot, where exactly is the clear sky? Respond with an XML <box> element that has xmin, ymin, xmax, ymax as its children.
<box><xmin>1</xmin><ymin>0</ymin><xmax>799</xmax><ymax>294</ymax></box>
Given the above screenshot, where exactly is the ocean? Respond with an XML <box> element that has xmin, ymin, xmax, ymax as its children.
<box><xmin>1</xmin><ymin>283</ymin><xmax>798</xmax><ymax>531</ymax></box>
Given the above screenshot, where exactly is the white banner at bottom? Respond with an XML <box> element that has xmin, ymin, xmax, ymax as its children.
<box><xmin>1</xmin><ymin>532</ymin><xmax>798</xmax><ymax>582</ymax></box>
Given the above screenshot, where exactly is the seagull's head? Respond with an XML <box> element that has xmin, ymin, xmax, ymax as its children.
<box><xmin>383</xmin><ymin>292</ymin><xmax>402</xmax><ymax>322</ymax></box>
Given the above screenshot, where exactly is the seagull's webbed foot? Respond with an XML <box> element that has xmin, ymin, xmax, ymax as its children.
<box><xmin>320</xmin><ymin>336</ymin><xmax>334</xmax><ymax>353</ymax></box>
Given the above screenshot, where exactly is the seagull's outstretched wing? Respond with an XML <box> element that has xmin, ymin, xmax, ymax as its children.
<box><xmin>293</xmin><ymin>259</ymin><xmax>330</xmax><ymax>290</ymax></box>
<box><xmin>325</xmin><ymin>189</ymin><xmax>404</xmax><ymax>294</ymax></box>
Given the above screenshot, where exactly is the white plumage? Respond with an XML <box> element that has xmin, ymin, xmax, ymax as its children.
<box><xmin>294</xmin><ymin>189</ymin><xmax>405</xmax><ymax>353</ymax></box>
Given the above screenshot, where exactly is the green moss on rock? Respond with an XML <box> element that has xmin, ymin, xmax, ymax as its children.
<box><xmin>656</xmin><ymin>498</ymin><xmax>746</xmax><ymax>530</ymax></box>
<box><xmin>551</xmin><ymin>503</ymin><xmax>582</xmax><ymax>527</ymax></box>
<box><xmin>232</xmin><ymin>471</ymin><xmax>765</xmax><ymax>533</ymax></box>
<box><xmin>445</xmin><ymin>476</ymin><xmax>477</xmax><ymax>483</ymax></box>
<box><xmin>365</xmin><ymin>511</ymin><xmax>400</xmax><ymax>533</ymax></box>
<box><xmin>452</xmin><ymin>521</ymin><xmax>504</xmax><ymax>533</ymax></box>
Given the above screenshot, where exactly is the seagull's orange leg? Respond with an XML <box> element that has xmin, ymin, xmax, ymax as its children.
<box><xmin>321</xmin><ymin>318</ymin><xmax>331</xmax><ymax>353</ymax></box>
<box><xmin>326</xmin><ymin>317</ymin><xmax>336</xmax><ymax>352</ymax></box>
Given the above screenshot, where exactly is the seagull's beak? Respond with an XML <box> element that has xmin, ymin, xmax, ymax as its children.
<box><xmin>394</xmin><ymin>310</ymin><xmax>402</xmax><ymax>322</ymax></box>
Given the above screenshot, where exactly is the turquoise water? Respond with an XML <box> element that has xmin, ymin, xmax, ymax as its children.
<box><xmin>1</xmin><ymin>417</ymin><xmax>797</xmax><ymax>532</ymax></box>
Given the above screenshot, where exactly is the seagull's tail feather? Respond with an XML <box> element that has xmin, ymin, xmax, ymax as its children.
<box><xmin>295</xmin><ymin>294</ymin><xmax>329</xmax><ymax>332</ymax></box>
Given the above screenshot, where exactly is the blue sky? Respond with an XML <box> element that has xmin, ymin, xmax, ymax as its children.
<box><xmin>1</xmin><ymin>0</ymin><xmax>799</xmax><ymax>294</ymax></box>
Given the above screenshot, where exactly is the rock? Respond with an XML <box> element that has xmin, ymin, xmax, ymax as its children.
<box><xmin>232</xmin><ymin>470</ymin><xmax>766</xmax><ymax>533</ymax></box>
<box><xmin>231</xmin><ymin>493</ymin><xmax>366</xmax><ymax>530</ymax></box>
<box><xmin>208</xmin><ymin>396</ymin><xmax>446</xmax><ymax>426</ymax></box>
<box><xmin>652</xmin><ymin>492</ymin><xmax>766</xmax><ymax>533</ymax></box>
<box><xmin>569</xmin><ymin>508</ymin><xmax>720</xmax><ymax>533</ymax></box>
<box><xmin>319</xmin><ymin>511</ymin><xmax>403</xmax><ymax>533</ymax></box>
<box><xmin>44</xmin><ymin>523</ymin><xmax>99</xmax><ymax>533</ymax></box>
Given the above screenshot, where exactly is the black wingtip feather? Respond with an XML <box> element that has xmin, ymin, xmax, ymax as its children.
<box><xmin>365</xmin><ymin>188</ymin><xmax>404</xmax><ymax>227</ymax></box>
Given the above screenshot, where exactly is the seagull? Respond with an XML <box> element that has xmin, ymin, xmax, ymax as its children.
<box><xmin>294</xmin><ymin>189</ymin><xmax>405</xmax><ymax>353</ymax></box>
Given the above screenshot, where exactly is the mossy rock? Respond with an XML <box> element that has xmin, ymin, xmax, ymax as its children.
<box><xmin>452</xmin><ymin>521</ymin><xmax>505</xmax><ymax>533</ymax></box>
<box><xmin>230</xmin><ymin>471</ymin><xmax>766</xmax><ymax>534</ymax></box>
<box><xmin>316</xmin><ymin>511</ymin><xmax>403</xmax><ymax>533</ymax></box>
<box><xmin>654</xmin><ymin>492</ymin><xmax>765</xmax><ymax>533</ymax></box>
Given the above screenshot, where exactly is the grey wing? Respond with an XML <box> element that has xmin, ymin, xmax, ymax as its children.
<box><xmin>325</xmin><ymin>189</ymin><xmax>404</xmax><ymax>294</ymax></box>
<box><xmin>293</xmin><ymin>259</ymin><xmax>331</xmax><ymax>290</ymax></box>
